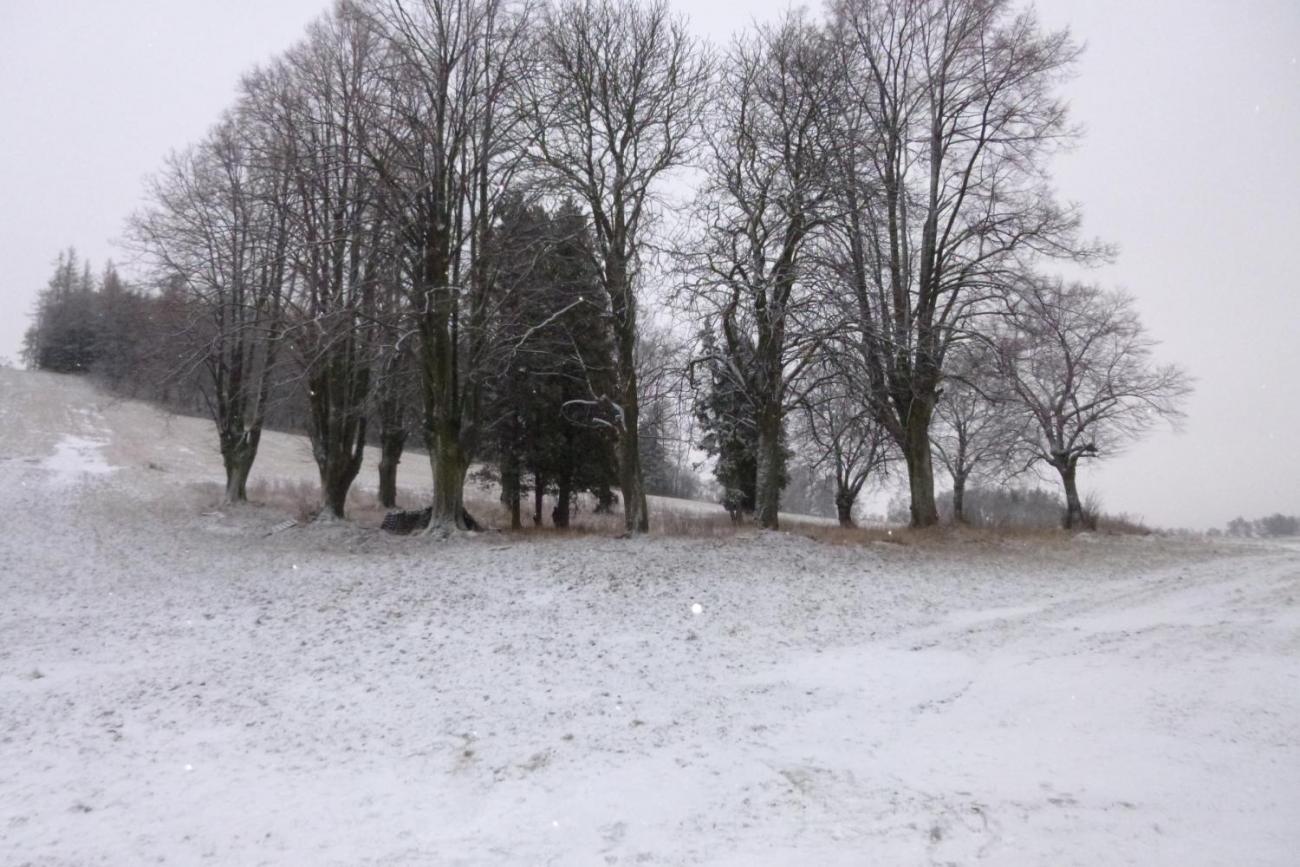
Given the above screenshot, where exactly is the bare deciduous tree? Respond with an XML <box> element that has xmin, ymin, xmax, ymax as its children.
<box><xmin>528</xmin><ymin>0</ymin><xmax>710</xmax><ymax>533</ymax></box>
<box><xmin>994</xmin><ymin>278</ymin><xmax>1191</xmax><ymax>529</ymax></box>
<box><xmin>251</xmin><ymin>3</ymin><xmax>392</xmax><ymax>519</ymax></box>
<box><xmin>130</xmin><ymin>117</ymin><xmax>293</xmax><ymax>504</ymax></box>
<box><xmin>930</xmin><ymin>341</ymin><xmax>1030</xmax><ymax>523</ymax></box>
<box><xmin>686</xmin><ymin>13</ymin><xmax>834</xmax><ymax>529</ymax></box>
<box><xmin>825</xmin><ymin>0</ymin><xmax>1091</xmax><ymax>527</ymax></box>
<box><xmin>373</xmin><ymin>312</ymin><xmax>418</xmax><ymax>509</ymax></box>
<box><xmin>367</xmin><ymin>0</ymin><xmax>533</xmax><ymax>529</ymax></box>
<box><xmin>798</xmin><ymin>353</ymin><xmax>892</xmax><ymax>527</ymax></box>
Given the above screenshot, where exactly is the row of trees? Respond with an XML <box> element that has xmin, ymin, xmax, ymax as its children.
<box><xmin>676</xmin><ymin>1</ymin><xmax>1188</xmax><ymax>529</ymax></box>
<box><xmin>108</xmin><ymin>0</ymin><xmax>715</xmax><ymax>530</ymax></box>
<box><xmin>1224</xmin><ymin>515</ymin><xmax>1300</xmax><ymax>538</ymax></box>
<box><xmin>26</xmin><ymin>0</ymin><xmax>1191</xmax><ymax>532</ymax></box>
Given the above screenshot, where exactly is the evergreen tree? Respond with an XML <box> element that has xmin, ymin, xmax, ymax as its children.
<box><xmin>483</xmin><ymin>197</ymin><xmax>618</xmax><ymax>528</ymax></box>
<box><xmin>24</xmin><ymin>249</ymin><xmax>99</xmax><ymax>373</ymax></box>
<box><xmin>693</xmin><ymin>328</ymin><xmax>788</xmax><ymax>522</ymax></box>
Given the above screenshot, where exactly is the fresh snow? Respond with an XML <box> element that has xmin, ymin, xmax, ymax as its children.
<box><xmin>36</xmin><ymin>435</ymin><xmax>116</xmax><ymax>486</ymax></box>
<box><xmin>1</xmin><ymin>368</ymin><xmax>1297</xmax><ymax>866</ymax></box>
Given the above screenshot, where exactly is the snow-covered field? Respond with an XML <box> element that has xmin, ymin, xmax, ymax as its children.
<box><xmin>1</xmin><ymin>369</ymin><xmax>1297</xmax><ymax>866</ymax></box>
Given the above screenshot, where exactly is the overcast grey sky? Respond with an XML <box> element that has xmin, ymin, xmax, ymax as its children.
<box><xmin>1</xmin><ymin>0</ymin><xmax>1297</xmax><ymax>529</ymax></box>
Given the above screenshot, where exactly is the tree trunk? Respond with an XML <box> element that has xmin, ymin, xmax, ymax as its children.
<box><xmin>951</xmin><ymin>473</ymin><xmax>967</xmax><ymax>525</ymax></box>
<box><xmin>419</xmin><ymin>226</ymin><xmax>473</xmax><ymax>531</ymax></box>
<box><xmin>533</xmin><ymin>472</ymin><xmax>546</xmax><ymax>527</ymax></box>
<box><xmin>378</xmin><ymin>429</ymin><xmax>406</xmax><ymax>510</ymax></box>
<box><xmin>321</xmin><ymin>469</ymin><xmax>348</xmax><ymax>520</ymax></box>
<box><xmin>429</xmin><ymin>423</ymin><xmax>468</xmax><ymax>529</ymax></box>
<box><xmin>553</xmin><ymin>472</ymin><xmax>572</xmax><ymax>529</ymax></box>
<box><xmin>1059</xmin><ymin>461</ymin><xmax>1085</xmax><ymax>530</ymax></box>
<box><xmin>220</xmin><ymin>428</ymin><xmax>260</xmax><ymax>505</ymax></box>
<box><xmin>224</xmin><ymin>458</ymin><xmax>252</xmax><ymax>504</ymax></box>
<box><xmin>306</xmin><ymin>356</ymin><xmax>369</xmax><ymax>521</ymax></box>
<box><xmin>319</xmin><ymin>425</ymin><xmax>365</xmax><ymax>521</ymax></box>
<box><xmin>608</xmin><ymin>251</ymin><xmax>649</xmax><ymax>534</ymax></box>
<box><xmin>725</xmin><ymin>489</ymin><xmax>745</xmax><ymax>525</ymax></box>
<box><xmin>615</xmin><ymin>431</ymin><xmax>649</xmax><ymax>532</ymax></box>
<box><xmin>835</xmin><ymin>485</ymin><xmax>855</xmax><ymax>528</ymax></box>
<box><xmin>902</xmin><ymin>400</ymin><xmax>940</xmax><ymax>527</ymax></box>
<box><xmin>754</xmin><ymin>405</ymin><xmax>783</xmax><ymax>530</ymax></box>
<box><xmin>502</xmin><ymin>457</ymin><xmax>522</xmax><ymax>530</ymax></box>
<box><xmin>617</xmin><ymin>395</ymin><xmax>649</xmax><ymax>534</ymax></box>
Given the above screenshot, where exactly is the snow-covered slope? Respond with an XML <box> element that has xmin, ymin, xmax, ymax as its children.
<box><xmin>0</xmin><ymin>368</ymin><xmax>832</xmax><ymax>529</ymax></box>
<box><xmin>1</xmin><ymin>369</ymin><xmax>1297</xmax><ymax>865</ymax></box>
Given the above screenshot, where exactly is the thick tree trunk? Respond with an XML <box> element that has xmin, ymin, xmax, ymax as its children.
<box><xmin>306</xmin><ymin>355</ymin><xmax>369</xmax><ymax>521</ymax></box>
<box><xmin>417</xmin><ymin>223</ymin><xmax>476</xmax><ymax>532</ymax></box>
<box><xmin>313</xmin><ymin>426</ymin><xmax>366</xmax><ymax>521</ymax></box>
<box><xmin>1059</xmin><ymin>461</ymin><xmax>1085</xmax><ymax>530</ymax></box>
<box><xmin>321</xmin><ymin>468</ymin><xmax>349</xmax><ymax>519</ymax></box>
<box><xmin>319</xmin><ymin>426</ymin><xmax>365</xmax><ymax>521</ymax></box>
<box><xmin>378</xmin><ymin>429</ymin><xmax>406</xmax><ymax>510</ymax></box>
<box><xmin>428</xmin><ymin>424</ymin><xmax>468</xmax><ymax>529</ymax></box>
<box><xmin>320</xmin><ymin>455</ymin><xmax>364</xmax><ymax>519</ymax></box>
<box><xmin>902</xmin><ymin>400</ymin><xmax>940</xmax><ymax>527</ymax></box>
<box><xmin>220</xmin><ymin>428</ymin><xmax>260</xmax><ymax>505</ymax></box>
<box><xmin>224</xmin><ymin>460</ymin><xmax>251</xmax><ymax>504</ymax></box>
<box><xmin>835</xmin><ymin>485</ymin><xmax>855</xmax><ymax>528</ymax></box>
<box><xmin>754</xmin><ymin>405</ymin><xmax>783</xmax><ymax>530</ymax></box>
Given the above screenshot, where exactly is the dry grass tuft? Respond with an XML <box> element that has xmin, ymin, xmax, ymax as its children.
<box><xmin>1093</xmin><ymin>513</ymin><xmax>1152</xmax><ymax>536</ymax></box>
<box><xmin>247</xmin><ymin>479</ymin><xmax>321</xmax><ymax>524</ymax></box>
<box><xmin>792</xmin><ymin>523</ymin><xmax>910</xmax><ymax>546</ymax></box>
<box><xmin>202</xmin><ymin>475</ymin><xmax>1150</xmax><ymax>547</ymax></box>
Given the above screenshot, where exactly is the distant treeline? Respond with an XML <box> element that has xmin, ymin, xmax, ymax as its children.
<box><xmin>22</xmin><ymin>247</ymin><xmax>704</xmax><ymax>521</ymax></box>
<box><xmin>22</xmin><ymin>250</ymin><xmax>304</xmax><ymax>427</ymax></box>
<box><xmin>1222</xmin><ymin>515</ymin><xmax>1300</xmax><ymax>538</ymax></box>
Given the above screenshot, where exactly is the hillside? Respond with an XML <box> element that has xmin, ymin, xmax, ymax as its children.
<box><xmin>1</xmin><ymin>368</ymin><xmax>1297</xmax><ymax>865</ymax></box>
<box><xmin>0</xmin><ymin>368</ymin><xmax>834</xmax><ymax>530</ymax></box>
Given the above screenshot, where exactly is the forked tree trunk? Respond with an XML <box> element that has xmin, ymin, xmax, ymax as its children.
<box><xmin>220</xmin><ymin>428</ymin><xmax>261</xmax><ymax>504</ymax></box>
<box><xmin>902</xmin><ymin>399</ymin><xmax>940</xmax><ymax>527</ymax></box>
<box><xmin>309</xmin><ymin>379</ymin><xmax>367</xmax><ymax>521</ymax></box>
<box><xmin>319</xmin><ymin>428</ymin><xmax>365</xmax><ymax>521</ymax></box>
<box><xmin>754</xmin><ymin>405</ymin><xmax>783</xmax><ymax>530</ymax></box>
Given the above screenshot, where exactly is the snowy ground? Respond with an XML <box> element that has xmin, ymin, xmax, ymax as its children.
<box><xmin>1</xmin><ymin>369</ymin><xmax>1298</xmax><ymax>866</ymax></box>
